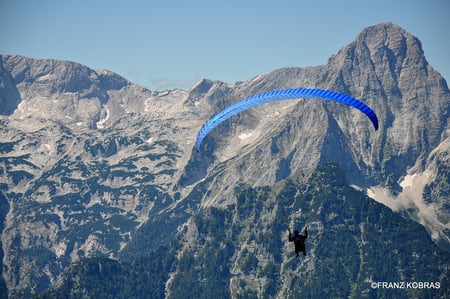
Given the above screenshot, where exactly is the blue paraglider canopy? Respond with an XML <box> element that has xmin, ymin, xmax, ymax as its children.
<box><xmin>195</xmin><ymin>88</ymin><xmax>379</xmax><ymax>152</ymax></box>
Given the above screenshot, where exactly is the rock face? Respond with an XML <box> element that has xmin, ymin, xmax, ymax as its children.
<box><xmin>0</xmin><ymin>22</ymin><xmax>449</xmax><ymax>296</ymax></box>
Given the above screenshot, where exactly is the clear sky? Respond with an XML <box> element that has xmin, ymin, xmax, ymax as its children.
<box><xmin>1</xmin><ymin>0</ymin><xmax>449</xmax><ymax>91</ymax></box>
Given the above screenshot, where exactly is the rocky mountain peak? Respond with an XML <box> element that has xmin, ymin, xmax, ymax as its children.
<box><xmin>0</xmin><ymin>55</ymin><xmax>138</xmax><ymax>129</ymax></box>
<box><xmin>97</xmin><ymin>69</ymin><xmax>129</xmax><ymax>91</ymax></box>
<box><xmin>326</xmin><ymin>23</ymin><xmax>424</xmax><ymax>91</ymax></box>
<box><xmin>3</xmin><ymin>55</ymin><xmax>99</xmax><ymax>96</ymax></box>
<box><xmin>315</xmin><ymin>22</ymin><xmax>449</xmax><ymax>178</ymax></box>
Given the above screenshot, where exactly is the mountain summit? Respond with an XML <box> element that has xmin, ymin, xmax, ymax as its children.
<box><xmin>0</xmin><ymin>22</ymin><xmax>449</xmax><ymax>297</ymax></box>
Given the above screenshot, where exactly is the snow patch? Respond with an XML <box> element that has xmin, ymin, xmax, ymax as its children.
<box><xmin>266</xmin><ymin>111</ymin><xmax>280</xmax><ymax>117</ymax></box>
<box><xmin>368</xmin><ymin>171</ymin><xmax>449</xmax><ymax>243</ymax></box>
<box><xmin>238</xmin><ymin>132</ymin><xmax>252</xmax><ymax>140</ymax></box>
<box><xmin>96</xmin><ymin>106</ymin><xmax>110</xmax><ymax>129</ymax></box>
<box><xmin>368</xmin><ymin>172</ymin><xmax>431</xmax><ymax>212</ymax></box>
<box><xmin>144</xmin><ymin>98</ymin><xmax>151</xmax><ymax>112</ymax></box>
<box><xmin>14</xmin><ymin>100</ymin><xmax>28</xmax><ymax>118</ymax></box>
<box><xmin>350</xmin><ymin>184</ymin><xmax>364</xmax><ymax>192</ymax></box>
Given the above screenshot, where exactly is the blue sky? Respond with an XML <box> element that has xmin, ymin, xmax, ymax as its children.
<box><xmin>1</xmin><ymin>0</ymin><xmax>449</xmax><ymax>90</ymax></box>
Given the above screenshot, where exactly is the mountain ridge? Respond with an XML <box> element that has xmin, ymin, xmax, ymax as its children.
<box><xmin>1</xmin><ymin>22</ymin><xmax>449</xmax><ymax>296</ymax></box>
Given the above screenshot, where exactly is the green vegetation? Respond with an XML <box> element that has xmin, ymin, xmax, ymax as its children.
<box><xmin>31</xmin><ymin>163</ymin><xmax>450</xmax><ymax>299</ymax></box>
<box><xmin>35</xmin><ymin>245</ymin><xmax>177</xmax><ymax>299</ymax></box>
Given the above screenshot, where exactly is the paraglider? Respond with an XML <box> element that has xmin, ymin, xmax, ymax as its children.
<box><xmin>289</xmin><ymin>227</ymin><xmax>308</xmax><ymax>257</ymax></box>
<box><xmin>195</xmin><ymin>88</ymin><xmax>379</xmax><ymax>151</ymax></box>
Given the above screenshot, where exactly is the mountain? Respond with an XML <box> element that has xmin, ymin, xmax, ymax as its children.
<box><xmin>39</xmin><ymin>163</ymin><xmax>449</xmax><ymax>299</ymax></box>
<box><xmin>0</xmin><ymin>22</ymin><xmax>449</xmax><ymax>297</ymax></box>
